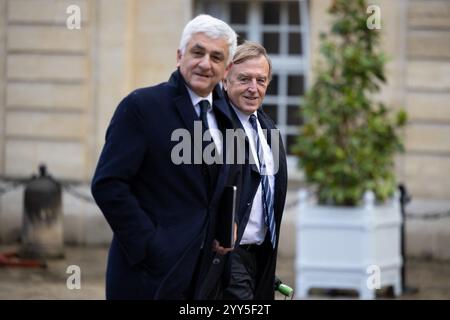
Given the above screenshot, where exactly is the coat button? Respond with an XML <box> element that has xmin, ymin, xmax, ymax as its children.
<box><xmin>212</xmin><ymin>258</ymin><xmax>220</xmax><ymax>265</ymax></box>
<box><xmin>247</xmin><ymin>202</ymin><xmax>252</xmax><ymax>207</ymax></box>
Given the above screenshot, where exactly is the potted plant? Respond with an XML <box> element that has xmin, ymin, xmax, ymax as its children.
<box><xmin>292</xmin><ymin>0</ymin><xmax>407</xmax><ymax>299</ymax></box>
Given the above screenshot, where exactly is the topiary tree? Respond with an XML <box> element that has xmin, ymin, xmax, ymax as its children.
<box><xmin>293</xmin><ymin>0</ymin><xmax>407</xmax><ymax>206</ymax></box>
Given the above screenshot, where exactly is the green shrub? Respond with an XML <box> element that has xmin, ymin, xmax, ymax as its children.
<box><xmin>293</xmin><ymin>0</ymin><xmax>407</xmax><ymax>206</ymax></box>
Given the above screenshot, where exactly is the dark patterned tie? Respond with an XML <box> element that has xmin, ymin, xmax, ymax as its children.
<box><xmin>198</xmin><ymin>99</ymin><xmax>215</xmax><ymax>152</ymax></box>
<box><xmin>249</xmin><ymin>114</ymin><xmax>276</xmax><ymax>248</ymax></box>
<box><xmin>199</xmin><ymin>100</ymin><xmax>210</xmax><ymax>131</ymax></box>
<box><xmin>198</xmin><ymin>100</ymin><xmax>219</xmax><ymax>191</ymax></box>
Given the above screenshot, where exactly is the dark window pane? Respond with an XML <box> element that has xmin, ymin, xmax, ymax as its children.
<box><xmin>288</xmin><ymin>1</ymin><xmax>300</xmax><ymax>25</ymax></box>
<box><xmin>287</xmin><ymin>105</ymin><xmax>303</xmax><ymax>125</ymax></box>
<box><xmin>288</xmin><ymin>75</ymin><xmax>304</xmax><ymax>96</ymax></box>
<box><xmin>266</xmin><ymin>74</ymin><xmax>278</xmax><ymax>95</ymax></box>
<box><xmin>237</xmin><ymin>31</ymin><xmax>247</xmax><ymax>45</ymax></box>
<box><xmin>286</xmin><ymin>135</ymin><xmax>298</xmax><ymax>155</ymax></box>
<box><xmin>263</xmin><ymin>2</ymin><xmax>280</xmax><ymax>24</ymax></box>
<box><xmin>263</xmin><ymin>32</ymin><xmax>279</xmax><ymax>54</ymax></box>
<box><xmin>288</xmin><ymin>32</ymin><xmax>302</xmax><ymax>54</ymax></box>
<box><xmin>203</xmin><ymin>3</ymin><xmax>223</xmax><ymax>18</ymax></box>
<box><xmin>262</xmin><ymin>104</ymin><xmax>277</xmax><ymax>123</ymax></box>
<box><xmin>230</xmin><ymin>2</ymin><xmax>248</xmax><ymax>24</ymax></box>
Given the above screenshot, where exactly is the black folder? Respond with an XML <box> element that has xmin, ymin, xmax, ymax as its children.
<box><xmin>216</xmin><ymin>185</ymin><xmax>237</xmax><ymax>248</ymax></box>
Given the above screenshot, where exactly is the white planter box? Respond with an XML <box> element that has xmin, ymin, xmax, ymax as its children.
<box><xmin>295</xmin><ymin>190</ymin><xmax>403</xmax><ymax>299</ymax></box>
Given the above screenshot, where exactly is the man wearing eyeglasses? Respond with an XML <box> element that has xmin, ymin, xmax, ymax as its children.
<box><xmin>222</xmin><ymin>41</ymin><xmax>288</xmax><ymax>300</ymax></box>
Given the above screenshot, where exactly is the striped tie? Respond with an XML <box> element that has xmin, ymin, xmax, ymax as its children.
<box><xmin>249</xmin><ymin>114</ymin><xmax>276</xmax><ymax>248</ymax></box>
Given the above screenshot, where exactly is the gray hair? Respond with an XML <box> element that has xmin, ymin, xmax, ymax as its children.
<box><xmin>179</xmin><ymin>14</ymin><xmax>237</xmax><ymax>65</ymax></box>
<box><xmin>231</xmin><ymin>41</ymin><xmax>273</xmax><ymax>81</ymax></box>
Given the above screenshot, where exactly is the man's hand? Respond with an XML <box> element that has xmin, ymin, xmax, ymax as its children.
<box><xmin>212</xmin><ymin>222</ymin><xmax>238</xmax><ymax>255</ymax></box>
<box><xmin>212</xmin><ymin>239</ymin><xmax>234</xmax><ymax>255</ymax></box>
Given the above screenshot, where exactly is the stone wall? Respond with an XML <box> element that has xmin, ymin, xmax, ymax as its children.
<box><xmin>0</xmin><ymin>0</ymin><xmax>190</xmax><ymax>181</ymax></box>
<box><xmin>1</xmin><ymin>0</ymin><xmax>91</xmax><ymax>180</ymax></box>
<box><xmin>404</xmin><ymin>0</ymin><xmax>450</xmax><ymax>199</ymax></box>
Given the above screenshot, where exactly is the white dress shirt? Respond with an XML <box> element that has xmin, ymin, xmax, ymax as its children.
<box><xmin>231</xmin><ymin>105</ymin><xmax>275</xmax><ymax>245</ymax></box>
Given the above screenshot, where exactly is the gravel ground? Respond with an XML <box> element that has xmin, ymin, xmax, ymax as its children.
<box><xmin>1</xmin><ymin>245</ymin><xmax>449</xmax><ymax>300</ymax></box>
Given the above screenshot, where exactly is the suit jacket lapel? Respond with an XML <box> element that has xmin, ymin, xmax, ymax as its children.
<box><xmin>209</xmin><ymin>87</ymin><xmax>236</xmax><ymax>207</ymax></box>
<box><xmin>212</xmin><ymin>88</ymin><xmax>233</xmax><ymax>126</ymax></box>
<box><xmin>229</xmin><ymin>103</ymin><xmax>259</xmax><ymax>174</ymax></box>
<box><xmin>256</xmin><ymin>110</ymin><xmax>272</xmax><ymax>147</ymax></box>
<box><xmin>257</xmin><ymin>110</ymin><xmax>287</xmax><ymax>224</ymax></box>
<box><xmin>171</xmin><ymin>70</ymin><xmax>210</xmax><ymax>165</ymax></box>
<box><xmin>173</xmin><ymin>94</ymin><xmax>197</xmax><ymax>134</ymax></box>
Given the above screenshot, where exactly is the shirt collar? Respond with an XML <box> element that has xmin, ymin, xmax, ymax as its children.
<box><xmin>185</xmin><ymin>85</ymin><xmax>213</xmax><ymax>111</ymax></box>
<box><xmin>230</xmin><ymin>103</ymin><xmax>258</xmax><ymax>126</ymax></box>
